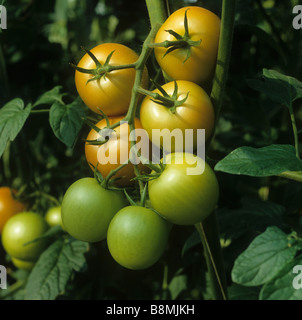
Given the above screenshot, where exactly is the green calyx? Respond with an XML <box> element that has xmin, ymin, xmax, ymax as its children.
<box><xmin>70</xmin><ymin>47</ymin><xmax>135</xmax><ymax>84</ymax></box>
<box><xmin>150</xmin><ymin>9</ymin><xmax>201</xmax><ymax>63</ymax></box>
<box><xmin>138</xmin><ymin>80</ymin><xmax>189</xmax><ymax>114</ymax></box>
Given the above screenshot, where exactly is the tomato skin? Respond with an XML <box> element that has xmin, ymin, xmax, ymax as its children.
<box><xmin>148</xmin><ymin>152</ymin><xmax>219</xmax><ymax>225</ymax></box>
<box><xmin>1</xmin><ymin>212</ymin><xmax>49</xmax><ymax>261</ymax></box>
<box><xmin>140</xmin><ymin>80</ymin><xmax>215</xmax><ymax>152</ymax></box>
<box><xmin>75</xmin><ymin>43</ymin><xmax>149</xmax><ymax>116</ymax></box>
<box><xmin>61</xmin><ymin>178</ymin><xmax>128</xmax><ymax>243</ymax></box>
<box><xmin>107</xmin><ymin>206</ymin><xmax>170</xmax><ymax>270</ymax></box>
<box><xmin>11</xmin><ymin>257</ymin><xmax>35</xmax><ymax>271</ymax></box>
<box><xmin>154</xmin><ymin>6</ymin><xmax>220</xmax><ymax>85</ymax></box>
<box><xmin>85</xmin><ymin>116</ymin><xmax>150</xmax><ymax>187</ymax></box>
<box><xmin>45</xmin><ymin>206</ymin><xmax>64</xmax><ymax>229</ymax></box>
<box><xmin>0</xmin><ymin>187</ymin><xmax>27</xmax><ymax>233</ymax></box>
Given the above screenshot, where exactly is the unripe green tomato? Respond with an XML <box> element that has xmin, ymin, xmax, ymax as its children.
<box><xmin>61</xmin><ymin>178</ymin><xmax>128</xmax><ymax>243</ymax></box>
<box><xmin>1</xmin><ymin>212</ymin><xmax>49</xmax><ymax>261</ymax></box>
<box><xmin>148</xmin><ymin>152</ymin><xmax>219</xmax><ymax>225</ymax></box>
<box><xmin>11</xmin><ymin>257</ymin><xmax>35</xmax><ymax>271</ymax></box>
<box><xmin>107</xmin><ymin>206</ymin><xmax>170</xmax><ymax>270</ymax></box>
<box><xmin>45</xmin><ymin>206</ymin><xmax>64</xmax><ymax>229</ymax></box>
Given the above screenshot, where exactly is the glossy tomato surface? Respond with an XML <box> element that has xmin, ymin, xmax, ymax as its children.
<box><xmin>1</xmin><ymin>212</ymin><xmax>49</xmax><ymax>261</ymax></box>
<box><xmin>45</xmin><ymin>206</ymin><xmax>64</xmax><ymax>229</ymax></box>
<box><xmin>75</xmin><ymin>43</ymin><xmax>148</xmax><ymax>116</ymax></box>
<box><xmin>148</xmin><ymin>152</ymin><xmax>219</xmax><ymax>225</ymax></box>
<box><xmin>140</xmin><ymin>80</ymin><xmax>215</xmax><ymax>152</ymax></box>
<box><xmin>107</xmin><ymin>206</ymin><xmax>170</xmax><ymax>270</ymax></box>
<box><xmin>154</xmin><ymin>6</ymin><xmax>220</xmax><ymax>85</ymax></box>
<box><xmin>61</xmin><ymin>177</ymin><xmax>128</xmax><ymax>242</ymax></box>
<box><xmin>85</xmin><ymin>116</ymin><xmax>150</xmax><ymax>187</ymax></box>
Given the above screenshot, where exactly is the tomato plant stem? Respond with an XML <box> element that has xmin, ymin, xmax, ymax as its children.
<box><xmin>210</xmin><ymin>0</ymin><xmax>236</xmax><ymax>121</ymax></box>
<box><xmin>145</xmin><ymin>0</ymin><xmax>167</xmax><ymax>27</ymax></box>
<box><xmin>200</xmin><ymin>0</ymin><xmax>237</xmax><ymax>300</ymax></box>
<box><xmin>288</xmin><ymin>102</ymin><xmax>300</xmax><ymax>158</ymax></box>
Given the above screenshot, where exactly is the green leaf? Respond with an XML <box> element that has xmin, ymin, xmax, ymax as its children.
<box><xmin>215</xmin><ymin>144</ymin><xmax>302</xmax><ymax>177</ymax></box>
<box><xmin>0</xmin><ymin>98</ymin><xmax>31</xmax><ymax>158</ymax></box>
<box><xmin>247</xmin><ymin>69</ymin><xmax>302</xmax><ymax>108</ymax></box>
<box><xmin>33</xmin><ymin>86</ymin><xmax>65</xmax><ymax>107</ymax></box>
<box><xmin>260</xmin><ymin>256</ymin><xmax>302</xmax><ymax>300</ymax></box>
<box><xmin>231</xmin><ymin>226</ymin><xmax>299</xmax><ymax>286</ymax></box>
<box><xmin>49</xmin><ymin>97</ymin><xmax>85</xmax><ymax>148</ymax></box>
<box><xmin>168</xmin><ymin>274</ymin><xmax>187</xmax><ymax>300</ymax></box>
<box><xmin>25</xmin><ymin>238</ymin><xmax>89</xmax><ymax>300</ymax></box>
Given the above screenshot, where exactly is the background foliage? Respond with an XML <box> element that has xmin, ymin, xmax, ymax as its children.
<box><xmin>1</xmin><ymin>0</ymin><xmax>302</xmax><ymax>300</ymax></box>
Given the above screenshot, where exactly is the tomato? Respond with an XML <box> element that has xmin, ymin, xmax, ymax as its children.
<box><xmin>0</xmin><ymin>187</ymin><xmax>27</xmax><ymax>233</ymax></box>
<box><xmin>75</xmin><ymin>43</ymin><xmax>149</xmax><ymax>116</ymax></box>
<box><xmin>154</xmin><ymin>6</ymin><xmax>220</xmax><ymax>86</ymax></box>
<box><xmin>85</xmin><ymin>116</ymin><xmax>150</xmax><ymax>187</ymax></box>
<box><xmin>61</xmin><ymin>177</ymin><xmax>127</xmax><ymax>243</ymax></box>
<box><xmin>1</xmin><ymin>212</ymin><xmax>49</xmax><ymax>261</ymax></box>
<box><xmin>45</xmin><ymin>206</ymin><xmax>64</xmax><ymax>229</ymax></box>
<box><xmin>148</xmin><ymin>152</ymin><xmax>219</xmax><ymax>225</ymax></box>
<box><xmin>140</xmin><ymin>80</ymin><xmax>215</xmax><ymax>152</ymax></box>
<box><xmin>107</xmin><ymin>206</ymin><xmax>170</xmax><ymax>270</ymax></box>
<box><xmin>11</xmin><ymin>257</ymin><xmax>35</xmax><ymax>271</ymax></box>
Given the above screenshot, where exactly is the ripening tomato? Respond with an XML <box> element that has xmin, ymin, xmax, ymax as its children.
<box><xmin>1</xmin><ymin>212</ymin><xmax>49</xmax><ymax>261</ymax></box>
<box><xmin>61</xmin><ymin>177</ymin><xmax>128</xmax><ymax>243</ymax></box>
<box><xmin>85</xmin><ymin>116</ymin><xmax>150</xmax><ymax>187</ymax></box>
<box><xmin>148</xmin><ymin>152</ymin><xmax>219</xmax><ymax>225</ymax></box>
<box><xmin>107</xmin><ymin>206</ymin><xmax>170</xmax><ymax>270</ymax></box>
<box><xmin>75</xmin><ymin>43</ymin><xmax>149</xmax><ymax>116</ymax></box>
<box><xmin>0</xmin><ymin>187</ymin><xmax>27</xmax><ymax>233</ymax></box>
<box><xmin>154</xmin><ymin>6</ymin><xmax>220</xmax><ymax>86</ymax></box>
<box><xmin>140</xmin><ymin>80</ymin><xmax>215</xmax><ymax>152</ymax></box>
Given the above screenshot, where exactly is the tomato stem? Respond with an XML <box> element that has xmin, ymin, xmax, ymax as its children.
<box><xmin>199</xmin><ymin>0</ymin><xmax>237</xmax><ymax>301</ymax></box>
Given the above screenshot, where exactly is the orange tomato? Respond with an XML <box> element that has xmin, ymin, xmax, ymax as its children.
<box><xmin>75</xmin><ymin>43</ymin><xmax>149</xmax><ymax>116</ymax></box>
<box><xmin>85</xmin><ymin>116</ymin><xmax>150</xmax><ymax>187</ymax></box>
<box><xmin>154</xmin><ymin>6</ymin><xmax>220</xmax><ymax>86</ymax></box>
<box><xmin>0</xmin><ymin>187</ymin><xmax>27</xmax><ymax>233</ymax></box>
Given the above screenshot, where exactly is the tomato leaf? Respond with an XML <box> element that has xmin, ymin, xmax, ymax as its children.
<box><xmin>168</xmin><ymin>274</ymin><xmax>187</xmax><ymax>300</ymax></box>
<box><xmin>24</xmin><ymin>238</ymin><xmax>89</xmax><ymax>300</ymax></box>
<box><xmin>49</xmin><ymin>97</ymin><xmax>85</xmax><ymax>148</ymax></box>
<box><xmin>33</xmin><ymin>86</ymin><xmax>66</xmax><ymax>107</ymax></box>
<box><xmin>231</xmin><ymin>226</ymin><xmax>299</xmax><ymax>286</ymax></box>
<box><xmin>259</xmin><ymin>255</ymin><xmax>302</xmax><ymax>300</ymax></box>
<box><xmin>247</xmin><ymin>69</ymin><xmax>302</xmax><ymax>108</ymax></box>
<box><xmin>0</xmin><ymin>98</ymin><xmax>31</xmax><ymax>158</ymax></box>
<box><xmin>214</xmin><ymin>144</ymin><xmax>302</xmax><ymax>177</ymax></box>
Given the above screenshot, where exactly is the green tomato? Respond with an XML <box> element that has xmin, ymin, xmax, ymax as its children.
<box><xmin>11</xmin><ymin>257</ymin><xmax>35</xmax><ymax>271</ymax></box>
<box><xmin>45</xmin><ymin>206</ymin><xmax>64</xmax><ymax>229</ymax></box>
<box><xmin>1</xmin><ymin>212</ymin><xmax>49</xmax><ymax>261</ymax></box>
<box><xmin>61</xmin><ymin>177</ymin><xmax>128</xmax><ymax>243</ymax></box>
<box><xmin>107</xmin><ymin>206</ymin><xmax>170</xmax><ymax>270</ymax></box>
<box><xmin>148</xmin><ymin>152</ymin><xmax>219</xmax><ymax>225</ymax></box>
